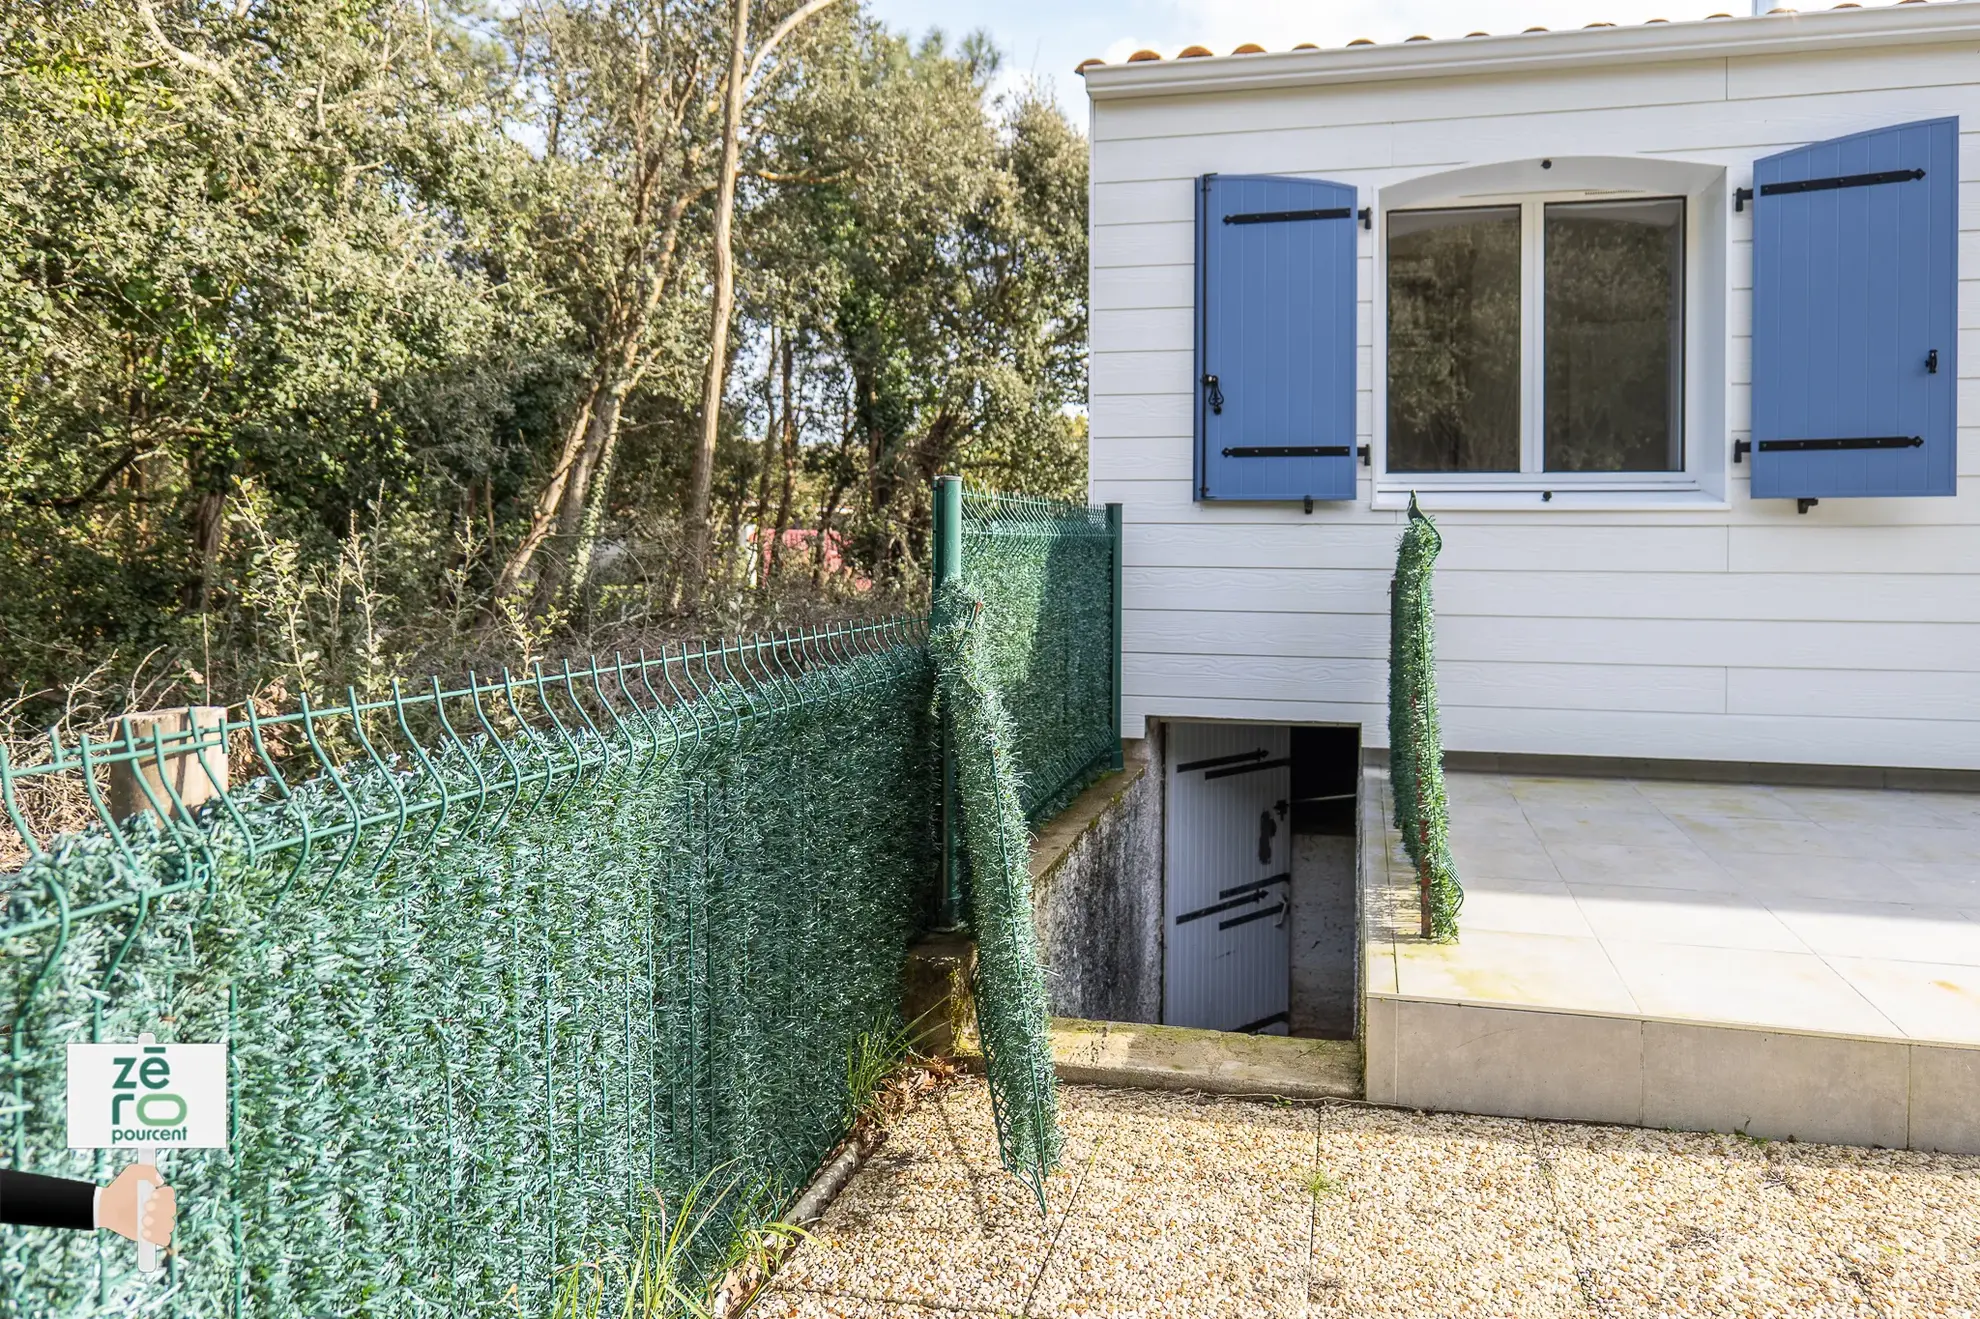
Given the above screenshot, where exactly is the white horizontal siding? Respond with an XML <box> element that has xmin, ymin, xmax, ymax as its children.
<box><xmin>1091</xmin><ymin>30</ymin><xmax>1980</xmax><ymax>769</ymax></box>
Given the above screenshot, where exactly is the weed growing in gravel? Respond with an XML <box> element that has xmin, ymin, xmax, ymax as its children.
<box><xmin>1305</xmin><ymin>1169</ymin><xmax>1343</xmax><ymax>1201</ymax></box>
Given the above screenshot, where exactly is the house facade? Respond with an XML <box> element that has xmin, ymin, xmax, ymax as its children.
<box><xmin>1084</xmin><ymin>2</ymin><xmax>1980</xmax><ymax>774</ymax></box>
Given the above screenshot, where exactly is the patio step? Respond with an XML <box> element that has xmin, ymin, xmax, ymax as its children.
<box><xmin>1043</xmin><ymin>1016</ymin><xmax>1362</xmax><ymax>1100</ymax></box>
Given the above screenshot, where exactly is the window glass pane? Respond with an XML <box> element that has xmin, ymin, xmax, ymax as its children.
<box><xmin>1386</xmin><ymin>206</ymin><xmax>1522</xmax><ymax>473</ymax></box>
<box><xmin>1544</xmin><ymin>198</ymin><xmax>1684</xmax><ymax>472</ymax></box>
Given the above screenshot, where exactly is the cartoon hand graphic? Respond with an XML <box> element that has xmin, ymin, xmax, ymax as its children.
<box><xmin>98</xmin><ymin>1164</ymin><xmax>175</xmax><ymax>1248</ymax></box>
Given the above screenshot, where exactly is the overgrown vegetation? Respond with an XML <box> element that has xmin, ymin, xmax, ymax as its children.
<box><xmin>0</xmin><ymin>0</ymin><xmax>1087</xmax><ymax>723</ymax></box>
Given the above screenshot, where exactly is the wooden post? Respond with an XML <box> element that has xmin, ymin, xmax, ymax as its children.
<box><xmin>107</xmin><ymin>707</ymin><xmax>229</xmax><ymax>824</ymax></box>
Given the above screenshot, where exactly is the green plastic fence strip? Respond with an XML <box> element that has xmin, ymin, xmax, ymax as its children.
<box><xmin>1388</xmin><ymin>494</ymin><xmax>1463</xmax><ymax>943</ymax></box>
<box><xmin>930</xmin><ymin>584</ymin><xmax>1062</xmax><ymax>1211</ymax></box>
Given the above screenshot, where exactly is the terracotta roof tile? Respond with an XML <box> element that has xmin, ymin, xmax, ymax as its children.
<box><xmin>1075</xmin><ymin>3</ymin><xmax>1943</xmax><ymax>75</ymax></box>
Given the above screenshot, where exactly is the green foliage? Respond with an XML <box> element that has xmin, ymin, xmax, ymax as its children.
<box><xmin>956</xmin><ymin>491</ymin><xmax>1116</xmax><ymax>824</ymax></box>
<box><xmin>0</xmin><ymin>2</ymin><xmax>1090</xmax><ymax>713</ymax></box>
<box><xmin>929</xmin><ymin>582</ymin><xmax>1061</xmax><ymax>1211</ymax></box>
<box><xmin>1388</xmin><ymin>498</ymin><xmax>1463</xmax><ymax>943</ymax></box>
<box><xmin>0</xmin><ymin>621</ymin><xmax>935</xmax><ymax>1316</ymax></box>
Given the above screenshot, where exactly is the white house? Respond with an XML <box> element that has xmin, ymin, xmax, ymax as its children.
<box><xmin>1077</xmin><ymin>3</ymin><xmax>1980</xmax><ymax>1150</ymax></box>
<box><xmin>1084</xmin><ymin>1</ymin><xmax>1978</xmax><ymax>773</ymax></box>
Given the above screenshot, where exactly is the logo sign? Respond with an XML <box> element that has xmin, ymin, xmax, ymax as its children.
<box><xmin>66</xmin><ymin>1042</ymin><xmax>228</xmax><ymax>1150</ymax></box>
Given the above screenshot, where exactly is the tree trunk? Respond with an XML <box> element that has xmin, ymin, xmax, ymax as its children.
<box><xmin>494</xmin><ymin>392</ymin><xmax>596</xmax><ymax>601</ymax></box>
<box><xmin>679</xmin><ymin>0</ymin><xmax>753</xmax><ymax>614</ymax></box>
<box><xmin>765</xmin><ymin>340</ymin><xmax>798</xmax><ymax>586</ymax></box>
<box><xmin>749</xmin><ymin>324</ymin><xmax>779</xmax><ymax>588</ymax></box>
<box><xmin>558</xmin><ymin>383</ymin><xmax>630</xmax><ymax>606</ymax></box>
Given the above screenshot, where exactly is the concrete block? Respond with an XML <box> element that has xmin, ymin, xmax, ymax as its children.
<box><xmin>901</xmin><ymin>936</ymin><xmax>977</xmax><ymax>1057</ymax></box>
<box><xmin>1363</xmin><ymin>995</ymin><xmax>1397</xmax><ymax>1105</ymax></box>
<box><xmin>1909</xmin><ymin>1043</ymin><xmax>1980</xmax><ymax>1154</ymax></box>
<box><xmin>1046</xmin><ymin>1017</ymin><xmax>1360</xmax><ymax>1100</ymax></box>
<box><xmin>1640</xmin><ymin>1021</ymin><xmax>1909</xmax><ymax>1148</ymax></box>
<box><xmin>1389</xmin><ymin>999</ymin><xmax>1644</xmax><ymax>1125</ymax></box>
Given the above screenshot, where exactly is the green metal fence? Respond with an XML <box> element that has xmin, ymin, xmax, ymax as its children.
<box><xmin>2</xmin><ymin>621</ymin><xmax>937</xmax><ymax>1316</ymax></box>
<box><xmin>948</xmin><ymin>484</ymin><xmax>1122</xmax><ymax>825</ymax></box>
<box><xmin>0</xmin><ymin>479</ymin><xmax>1121</xmax><ymax>1315</ymax></box>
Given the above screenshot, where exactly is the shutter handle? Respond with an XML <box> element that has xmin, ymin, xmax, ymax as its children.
<box><xmin>1927</xmin><ymin>349</ymin><xmax>1940</xmax><ymax>375</ymax></box>
<box><xmin>1202</xmin><ymin>373</ymin><xmax>1224</xmax><ymax>415</ymax></box>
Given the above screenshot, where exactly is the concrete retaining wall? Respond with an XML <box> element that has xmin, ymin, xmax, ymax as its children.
<box><xmin>1031</xmin><ymin>732</ymin><xmax>1164</xmax><ymax>1025</ymax></box>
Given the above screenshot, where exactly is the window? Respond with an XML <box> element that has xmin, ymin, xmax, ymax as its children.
<box><xmin>1386</xmin><ymin>195</ymin><xmax>1685</xmax><ymax>479</ymax></box>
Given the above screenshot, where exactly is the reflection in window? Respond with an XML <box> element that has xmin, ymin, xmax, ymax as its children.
<box><xmin>1544</xmin><ymin>198</ymin><xmax>1684</xmax><ymax>472</ymax></box>
<box><xmin>1386</xmin><ymin>207</ymin><xmax>1522</xmax><ymax>473</ymax></box>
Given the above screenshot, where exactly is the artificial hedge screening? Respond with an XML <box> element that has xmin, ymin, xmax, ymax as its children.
<box><xmin>1388</xmin><ymin>497</ymin><xmax>1463</xmax><ymax>943</ymax></box>
<box><xmin>1</xmin><ymin>626</ymin><xmax>937</xmax><ymax>1317</ymax></box>
<box><xmin>929</xmin><ymin>585</ymin><xmax>1061</xmax><ymax>1209</ymax></box>
<box><xmin>957</xmin><ymin>491</ymin><xmax>1118</xmax><ymax>824</ymax></box>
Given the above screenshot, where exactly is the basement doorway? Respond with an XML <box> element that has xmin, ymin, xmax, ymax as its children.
<box><xmin>1163</xmin><ymin>721</ymin><xmax>1360</xmax><ymax>1039</ymax></box>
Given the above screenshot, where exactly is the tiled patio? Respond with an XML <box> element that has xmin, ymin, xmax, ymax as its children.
<box><xmin>1363</xmin><ymin>768</ymin><xmax>1980</xmax><ymax>1151</ymax></box>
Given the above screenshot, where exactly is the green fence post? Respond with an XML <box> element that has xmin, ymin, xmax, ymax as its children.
<box><xmin>1106</xmin><ymin>502</ymin><xmax>1124</xmax><ymax>771</ymax></box>
<box><xmin>933</xmin><ymin>474</ymin><xmax>964</xmax><ymax>929</ymax></box>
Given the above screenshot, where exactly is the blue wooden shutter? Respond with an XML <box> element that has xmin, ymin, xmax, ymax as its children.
<box><xmin>1196</xmin><ymin>173</ymin><xmax>1358</xmax><ymax>503</ymax></box>
<box><xmin>1751</xmin><ymin>118</ymin><xmax>1958</xmax><ymax>500</ymax></box>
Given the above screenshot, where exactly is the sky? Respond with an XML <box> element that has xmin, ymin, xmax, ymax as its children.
<box><xmin>862</xmin><ymin>0</ymin><xmax>1773</xmax><ymax>122</ymax></box>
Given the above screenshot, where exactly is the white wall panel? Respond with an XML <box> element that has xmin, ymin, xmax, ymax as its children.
<box><xmin>1090</xmin><ymin>24</ymin><xmax>1980</xmax><ymax>769</ymax></box>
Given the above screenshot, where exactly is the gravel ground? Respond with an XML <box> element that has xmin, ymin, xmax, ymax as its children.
<box><xmin>753</xmin><ymin>1076</ymin><xmax>1980</xmax><ymax>1318</ymax></box>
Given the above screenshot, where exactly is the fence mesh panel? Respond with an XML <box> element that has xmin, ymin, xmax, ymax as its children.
<box><xmin>930</xmin><ymin>585</ymin><xmax>1060</xmax><ymax>1209</ymax></box>
<box><xmin>1</xmin><ymin>621</ymin><xmax>936</xmax><ymax>1317</ymax></box>
<box><xmin>957</xmin><ymin>492</ymin><xmax>1118</xmax><ymax>824</ymax></box>
<box><xmin>1388</xmin><ymin>499</ymin><xmax>1463</xmax><ymax>942</ymax></box>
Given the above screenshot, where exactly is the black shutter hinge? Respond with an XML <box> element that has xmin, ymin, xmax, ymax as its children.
<box><xmin>1357</xmin><ymin>444</ymin><xmax>1370</xmax><ymax>467</ymax></box>
<box><xmin>1734</xmin><ymin>187</ymin><xmax>1754</xmax><ymax>213</ymax></box>
<box><xmin>1798</xmin><ymin>498</ymin><xmax>1820</xmax><ymax>515</ymax></box>
<box><xmin>1358</xmin><ymin>207</ymin><xmax>1371</xmax><ymax>230</ymax></box>
<box><xmin>1928</xmin><ymin>348</ymin><xmax>1940</xmax><ymax>375</ymax></box>
<box><xmin>1302</xmin><ymin>495</ymin><xmax>1313</xmax><ymax>515</ymax></box>
<box><xmin>1733</xmin><ymin>439</ymin><xmax>1751</xmax><ymax>464</ymax></box>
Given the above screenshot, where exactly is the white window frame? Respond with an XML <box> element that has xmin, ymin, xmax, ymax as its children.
<box><xmin>1370</xmin><ymin>157</ymin><xmax>1729</xmax><ymax>511</ymax></box>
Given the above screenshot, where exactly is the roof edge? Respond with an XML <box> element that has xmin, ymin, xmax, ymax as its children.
<box><xmin>1082</xmin><ymin>4</ymin><xmax>1980</xmax><ymax>101</ymax></box>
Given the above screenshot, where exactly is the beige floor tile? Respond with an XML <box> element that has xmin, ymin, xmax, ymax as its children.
<box><xmin>1506</xmin><ymin>777</ymin><xmax>1659</xmax><ymax>814</ymax></box>
<box><xmin>1630</xmin><ymin>779</ymin><xmax>1812</xmax><ymax>821</ymax></box>
<box><xmin>1540</xmin><ymin>1125</ymin><xmax>1879</xmax><ymax>1317</ymax></box>
<box><xmin>1767</xmin><ymin>786</ymin><xmax>1979</xmax><ymax>831</ymax></box>
<box><xmin>1393</xmin><ymin>929</ymin><xmax>1639</xmax><ymax>1014</ymax></box>
<box><xmin>1600</xmin><ymin>939</ymin><xmax>1898</xmax><ymax>1036</ymax></box>
<box><xmin>1710</xmin><ymin>850</ymin><xmax>1905</xmax><ymax>904</ymax></box>
<box><xmin>1308</xmin><ymin>1107</ymin><xmax>1583</xmax><ymax>1318</ymax></box>
<box><xmin>1542</xmin><ymin>841</ymin><xmax>1740</xmax><ymax>893</ymax></box>
<box><xmin>1769</xmin><ymin>899</ymin><xmax>1980</xmax><ymax>965</ymax></box>
<box><xmin>1880</xmin><ymin>860</ymin><xmax>1980</xmax><ymax>908</ymax></box>
<box><xmin>1568</xmin><ymin>883</ymin><xmax>1810</xmax><ymax>953</ymax></box>
<box><xmin>1524</xmin><ymin>806</ymin><xmax>1696</xmax><ymax>851</ymax></box>
<box><xmin>1443</xmin><ymin>772</ymin><xmax>1522</xmax><ymax>810</ymax></box>
<box><xmin>1825</xmin><ymin>955</ymin><xmax>1980</xmax><ymax>1045</ymax></box>
<box><xmin>1448</xmin><ymin>839</ymin><xmax>1560</xmax><ymax>884</ymax></box>
<box><xmin>1455</xmin><ymin>879</ymin><xmax>1595</xmax><ymax>938</ymax></box>
<box><xmin>1668</xmin><ymin>812</ymin><xmax>1870</xmax><ymax>859</ymax></box>
<box><xmin>1768</xmin><ymin>1142</ymin><xmax>1980</xmax><ymax>1316</ymax></box>
<box><xmin>1838</xmin><ymin>824</ymin><xmax>1980</xmax><ymax>866</ymax></box>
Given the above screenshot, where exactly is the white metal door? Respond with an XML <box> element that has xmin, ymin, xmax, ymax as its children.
<box><xmin>1164</xmin><ymin>722</ymin><xmax>1292</xmax><ymax>1033</ymax></box>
